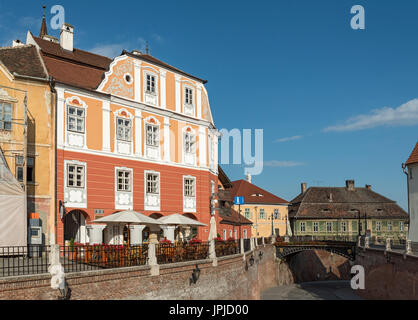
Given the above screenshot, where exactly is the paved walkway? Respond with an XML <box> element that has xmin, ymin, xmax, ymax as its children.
<box><xmin>261</xmin><ymin>281</ymin><xmax>363</xmax><ymax>300</ymax></box>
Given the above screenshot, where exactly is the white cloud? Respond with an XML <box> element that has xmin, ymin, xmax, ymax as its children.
<box><xmin>89</xmin><ymin>38</ymin><xmax>147</xmax><ymax>58</ymax></box>
<box><xmin>323</xmin><ymin>98</ymin><xmax>418</xmax><ymax>132</ymax></box>
<box><xmin>264</xmin><ymin>160</ymin><xmax>306</xmax><ymax>167</ymax></box>
<box><xmin>275</xmin><ymin>135</ymin><xmax>303</xmax><ymax>143</ymax></box>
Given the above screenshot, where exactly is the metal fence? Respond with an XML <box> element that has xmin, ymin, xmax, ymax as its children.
<box><xmin>156</xmin><ymin>242</ymin><xmax>210</xmax><ymax>265</ymax></box>
<box><xmin>60</xmin><ymin>244</ymin><xmax>149</xmax><ymax>272</ymax></box>
<box><xmin>0</xmin><ymin>245</ymin><xmax>51</xmax><ymax>277</ymax></box>
<box><xmin>215</xmin><ymin>241</ymin><xmax>239</xmax><ymax>257</ymax></box>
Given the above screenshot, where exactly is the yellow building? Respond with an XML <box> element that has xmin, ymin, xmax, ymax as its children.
<box><xmin>0</xmin><ymin>43</ymin><xmax>56</xmax><ymax>245</ymax></box>
<box><xmin>228</xmin><ymin>175</ymin><xmax>289</xmax><ymax>238</ymax></box>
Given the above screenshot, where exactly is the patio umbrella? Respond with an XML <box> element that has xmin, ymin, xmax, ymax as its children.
<box><xmin>93</xmin><ymin>211</ymin><xmax>163</xmax><ymax>245</ymax></box>
<box><xmin>157</xmin><ymin>214</ymin><xmax>207</xmax><ymax>227</ymax></box>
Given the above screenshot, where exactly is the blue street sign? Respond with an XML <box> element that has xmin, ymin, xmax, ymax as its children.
<box><xmin>234</xmin><ymin>196</ymin><xmax>245</xmax><ymax>205</ymax></box>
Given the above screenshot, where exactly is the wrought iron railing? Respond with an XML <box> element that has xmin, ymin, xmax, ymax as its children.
<box><xmin>215</xmin><ymin>240</ymin><xmax>239</xmax><ymax>257</ymax></box>
<box><xmin>156</xmin><ymin>242</ymin><xmax>210</xmax><ymax>265</ymax></box>
<box><xmin>0</xmin><ymin>245</ymin><xmax>51</xmax><ymax>277</ymax></box>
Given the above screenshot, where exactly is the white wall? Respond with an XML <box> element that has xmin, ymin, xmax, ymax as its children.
<box><xmin>409</xmin><ymin>163</ymin><xmax>418</xmax><ymax>242</ymax></box>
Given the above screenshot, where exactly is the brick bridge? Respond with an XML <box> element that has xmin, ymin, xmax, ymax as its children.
<box><xmin>275</xmin><ymin>236</ymin><xmax>358</xmax><ymax>261</ymax></box>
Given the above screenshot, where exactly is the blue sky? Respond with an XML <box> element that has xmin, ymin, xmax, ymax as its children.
<box><xmin>0</xmin><ymin>0</ymin><xmax>417</xmax><ymax>209</ymax></box>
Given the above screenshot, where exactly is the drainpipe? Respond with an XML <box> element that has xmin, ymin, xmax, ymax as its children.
<box><xmin>402</xmin><ymin>163</ymin><xmax>410</xmax><ymax>239</ymax></box>
<box><xmin>49</xmin><ymin>76</ymin><xmax>58</xmax><ymax>245</ymax></box>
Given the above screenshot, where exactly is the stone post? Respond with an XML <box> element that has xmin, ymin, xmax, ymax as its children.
<box><xmin>386</xmin><ymin>238</ymin><xmax>392</xmax><ymax>251</ymax></box>
<box><xmin>240</xmin><ymin>238</ymin><xmax>245</xmax><ymax>260</ymax></box>
<box><xmin>365</xmin><ymin>236</ymin><xmax>370</xmax><ymax>249</ymax></box>
<box><xmin>250</xmin><ymin>237</ymin><xmax>254</xmax><ymax>251</ymax></box>
<box><xmin>406</xmin><ymin>240</ymin><xmax>412</xmax><ymax>255</ymax></box>
<box><xmin>148</xmin><ymin>242</ymin><xmax>159</xmax><ymax>276</ymax></box>
<box><xmin>149</xmin><ymin>225</ymin><xmax>161</xmax><ymax>245</ymax></box>
<box><xmin>271</xmin><ymin>235</ymin><xmax>275</xmax><ymax>245</ymax></box>
<box><xmin>129</xmin><ymin>225</ymin><xmax>146</xmax><ymax>245</ymax></box>
<box><xmin>209</xmin><ymin>239</ymin><xmax>217</xmax><ymax>267</ymax></box>
<box><xmin>358</xmin><ymin>236</ymin><xmax>362</xmax><ymax>247</ymax></box>
<box><xmin>87</xmin><ymin>225</ymin><xmax>106</xmax><ymax>245</ymax></box>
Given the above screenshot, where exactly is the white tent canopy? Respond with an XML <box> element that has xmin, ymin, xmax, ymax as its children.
<box><xmin>157</xmin><ymin>214</ymin><xmax>207</xmax><ymax>227</ymax></box>
<box><xmin>0</xmin><ymin>149</ymin><xmax>26</xmax><ymax>247</ymax></box>
<box><xmin>93</xmin><ymin>210</ymin><xmax>162</xmax><ymax>225</ymax></box>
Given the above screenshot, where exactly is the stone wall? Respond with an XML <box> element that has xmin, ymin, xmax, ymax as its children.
<box><xmin>356</xmin><ymin>247</ymin><xmax>418</xmax><ymax>300</ymax></box>
<box><xmin>0</xmin><ymin>245</ymin><xmax>277</xmax><ymax>300</ymax></box>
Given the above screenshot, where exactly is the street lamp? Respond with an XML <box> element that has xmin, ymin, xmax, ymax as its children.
<box><xmin>270</xmin><ymin>214</ymin><xmax>274</xmax><ymax>237</ymax></box>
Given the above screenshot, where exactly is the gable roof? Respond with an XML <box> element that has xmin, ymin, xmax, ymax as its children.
<box><xmin>229</xmin><ymin>180</ymin><xmax>288</xmax><ymax>205</ymax></box>
<box><xmin>219</xmin><ymin>208</ymin><xmax>253</xmax><ymax>226</ymax></box>
<box><xmin>406</xmin><ymin>142</ymin><xmax>418</xmax><ymax>166</ymax></box>
<box><xmin>289</xmin><ymin>186</ymin><xmax>408</xmax><ymax>219</ymax></box>
<box><xmin>0</xmin><ymin>45</ymin><xmax>48</xmax><ymax>79</ymax></box>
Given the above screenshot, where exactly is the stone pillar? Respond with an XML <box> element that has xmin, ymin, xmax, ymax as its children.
<box><xmin>386</xmin><ymin>238</ymin><xmax>392</xmax><ymax>251</ymax></box>
<box><xmin>406</xmin><ymin>240</ymin><xmax>412</xmax><ymax>255</ymax></box>
<box><xmin>365</xmin><ymin>236</ymin><xmax>370</xmax><ymax>248</ymax></box>
<box><xmin>209</xmin><ymin>240</ymin><xmax>217</xmax><ymax>266</ymax></box>
<box><xmin>129</xmin><ymin>225</ymin><xmax>146</xmax><ymax>245</ymax></box>
<box><xmin>87</xmin><ymin>225</ymin><xmax>106</xmax><ymax>245</ymax></box>
<box><xmin>148</xmin><ymin>242</ymin><xmax>160</xmax><ymax>276</ymax></box>
<box><xmin>250</xmin><ymin>238</ymin><xmax>254</xmax><ymax>251</ymax></box>
<box><xmin>240</xmin><ymin>238</ymin><xmax>245</xmax><ymax>261</ymax></box>
<box><xmin>149</xmin><ymin>225</ymin><xmax>161</xmax><ymax>245</ymax></box>
<box><xmin>358</xmin><ymin>236</ymin><xmax>362</xmax><ymax>247</ymax></box>
<box><xmin>163</xmin><ymin>226</ymin><xmax>176</xmax><ymax>243</ymax></box>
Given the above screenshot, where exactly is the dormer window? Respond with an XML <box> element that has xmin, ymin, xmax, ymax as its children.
<box><xmin>251</xmin><ymin>193</ymin><xmax>264</xmax><ymax>197</ymax></box>
<box><xmin>0</xmin><ymin>102</ymin><xmax>12</xmax><ymax>131</ymax></box>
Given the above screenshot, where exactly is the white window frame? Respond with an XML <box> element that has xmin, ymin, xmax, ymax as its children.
<box><xmin>376</xmin><ymin>221</ymin><xmax>381</xmax><ymax>232</ymax></box>
<box><xmin>183</xmin><ymin>85</ymin><xmax>195</xmax><ymax>116</ymax></box>
<box><xmin>67</xmin><ymin>163</ymin><xmax>85</xmax><ymax>189</ymax></box>
<box><xmin>0</xmin><ymin>102</ymin><xmax>12</xmax><ymax>131</ymax></box>
<box><xmin>116</xmin><ymin>169</ymin><xmax>132</xmax><ymax>192</ymax></box>
<box><xmin>274</xmin><ymin>209</ymin><xmax>279</xmax><ymax>220</ymax></box>
<box><xmin>259</xmin><ymin>208</ymin><xmax>265</xmax><ymax>220</ymax></box>
<box><xmin>341</xmin><ymin>221</ymin><xmax>347</xmax><ymax>233</ymax></box>
<box><xmin>245</xmin><ymin>208</ymin><xmax>251</xmax><ymax>219</ymax></box>
<box><xmin>326</xmin><ymin>222</ymin><xmax>332</xmax><ymax>233</ymax></box>
<box><xmin>146</xmin><ymin>123</ymin><xmax>159</xmax><ymax>147</ymax></box>
<box><xmin>145</xmin><ymin>72</ymin><xmax>157</xmax><ymax>95</ymax></box>
<box><xmin>313</xmin><ymin>222</ymin><xmax>319</xmax><ymax>233</ymax></box>
<box><xmin>400</xmin><ymin>222</ymin><xmax>404</xmax><ymax>232</ymax></box>
<box><xmin>300</xmin><ymin>222</ymin><xmax>306</xmax><ymax>233</ymax></box>
<box><xmin>184</xmin><ymin>177</ymin><xmax>196</xmax><ymax>198</ymax></box>
<box><xmin>146</xmin><ymin>172</ymin><xmax>160</xmax><ymax>195</ymax></box>
<box><xmin>67</xmin><ymin>104</ymin><xmax>85</xmax><ymax>134</ymax></box>
<box><xmin>184</xmin><ymin>132</ymin><xmax>196</xmax><ymax>154</ymax></box>
<box><xmin>116</xmin><ymin>117</ymin><xmax>132</xmax><ymax>142</ymax></box>
<box><xmin>243</xmin><ymin>229</ymin><xmax>248</xmax><ymax>239</ymax></box>
<box><xmin>223</xmin><ymin>229</ymin><xmax>227</xmax><ymax>241</ymax></box>
<box><xmin>388</xmin><ymin>221</ymin><xmax>393</xmax><ymax>232</ymax></box>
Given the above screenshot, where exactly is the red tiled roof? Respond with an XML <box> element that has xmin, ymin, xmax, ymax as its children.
<box><xmin>219</xmin><ymin>208</ymin><xmax>253</xmax><ymax>226</ymax></box>
<box><xmin>406</xmin><ymin>142</ymin><xmax>418</xmax><ymax>165</ymax></box>
<box><xmin>0</xmin><ymin>45</ymin><xmax>48</xmax><ymax>79</ymax></box>
<box><xmin>229</xmin><ymin>180</ymin><xmax>288</xmax><ymax>205</ymax></box>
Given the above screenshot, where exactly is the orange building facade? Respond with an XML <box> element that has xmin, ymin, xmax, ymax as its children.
<box><xmin>27</xmin><ymin>24</ymin><xmax>220</xmax><ymax>245</ymax></box>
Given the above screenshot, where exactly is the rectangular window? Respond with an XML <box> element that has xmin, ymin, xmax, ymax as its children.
<box><xmin>229</xmin><ymin>230</ymin><xmax>233</xmax><ymax>239</ymax></box>
<box><xmin>223</xmin><ymin>229</ymin><xmax>227</xmax><ymax>241</ymax></box>
<box><xmin>185</xmin><ymin>87</ymin><xmax>194</xmax><ymax>105</ymax></box>
<box><xmin>243</xmin><ymin>229</ymin><xmax>248</xmax><ymax>239</ymax></box>
<box><xmin>184</xmin><ymin>177</ymin><xmax>196</xmax><ymax>197</ymax></box>
<box><xmin>313</xmin><ymin>222</ymin><xmax>319</xmax><ymax>233</ymax></box>
<box><xmin>341</xmin><ymin>222</ymin><xmax>347</xmax><ymax>233</ymax></box>
<box><xmin>400</xmin><ymin>222</ymin><xmax>404</xmax><ymax>232</ymax></box>
<box><xmin>16</xmin><ymin>156</ymin><xmax>34</xmax><ymax>183</ymax></box>
<box><xmin>326</xmin><ymin>222</ymin><xmax>332</xmax><ymax>233</ymax></box>
<box><xmin>274</xmin><ymin>209</ymin><xmax>280</xmax><ymax>220</ymax></box>
<box><xmin>146</xmin><ymin>74</ymin><xmax>156</xmax><ymax>94</ymax></box>
<box><xmin>146</xmin><ymin>173</ymin><xmax>159</xmax><ymax>194</ymax></box>
<box><xmin>0</xmin><ymin>102</ymin><xmax>12</xmax><ymax>131</ymax></box>
<box><xmin>376</xmin><ymin>221</ymin><xmax>381</xmax><ymax>232</ymax></box>
<box><xmin>184</xmin><ymin>133</ymin><xmax>196</xmax><ymax>154</ymax></box>
<box><xmin>117</xmin><ymin>170</ymin><xmax>131</xmax><ymax>192</ymax></box>
<box><xmin>67</xmin><ymin>164</ymin><xmax>85</xmax><ymax>188</ymax></box>
<box><xmin>300</xmin><ymin>222</ymin><xmax>306</xmax><ymax>233</ymax></box>
<box><xmin>259</xmin><ymin>208</ymin><xmax>265</xmax><ymax>219</ymax></box>
<box><xmin>67</xmin><ymin>105</ymin><xmax>85</xmax><ymax>133</ymax></box>
<box><xmin>117</xmin><ymin>118</ymin><xmax>132</xmax><ymax>142</ymax></box>
<box><xmin>146</xmin><ymin>124</ymin><xmax>159</xmax><ymax>147</ymax></box>
<box><xmin>245</xmin><ymin>208</ymin><xmax>251</xmax><ymax>219</ymax></box>
<box><xmin>388</xmin><ymin>221</ymin><xmax>393</xmax><ymax>232</ymax></box>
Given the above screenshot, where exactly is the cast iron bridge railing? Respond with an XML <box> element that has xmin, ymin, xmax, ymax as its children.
<box><xmin>274</xmin><ymin>236</ymin><xmax>357</xmax><ymax>261</ymax></box>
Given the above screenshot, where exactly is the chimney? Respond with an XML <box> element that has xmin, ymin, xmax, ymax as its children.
<box><xmin>60</xmin><ymin>23</ymin><xmax>74</xmax><ymax>52</ymax></box>
<box><xmin>365</xmin><ymin>185</ymin><xmax>372</xmax><ymax>190</ymax></box>
<box><xmin>246</xmin><ymin>174</ymin><xmax>252</xmax><ymax>184</ymax></box>
<box><xmin>346</xmin><ymin>180</ymin><xmax>355</xmax><ymax>191</ymax></box>
<box><xmin>301</xmin><ymin>182</ymin><xmax>307</xmax><ymax>194</ymax></box>
<box><xmin>12</xmin><ymin>40</ymin><xmax>24</xmax><ymax>47</ymax></box>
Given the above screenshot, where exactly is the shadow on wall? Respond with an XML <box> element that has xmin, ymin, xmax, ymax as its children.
<box><xmin>285</xmin><ymin>250</ymin><xmax>352</xmax><ymax>283</ymax></box>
